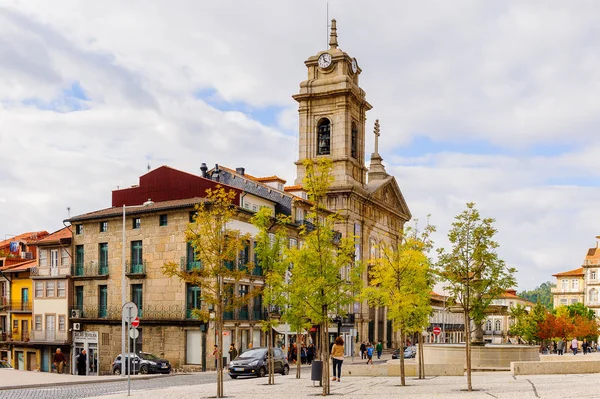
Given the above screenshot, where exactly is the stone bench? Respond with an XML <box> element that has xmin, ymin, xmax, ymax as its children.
<box><xmin>343</xmin><ymin>360</ymin><xmax>463</xmax><ymax>377</ymax></box>
<box><xmin>511</xmin><ymin>360</ymin><xmax>600</xmax><ymax>375</ymax></box>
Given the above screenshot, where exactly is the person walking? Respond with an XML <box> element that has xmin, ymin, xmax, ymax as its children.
<box><xmin>557</xmin><ymin>338</ymin><xmax>564</xmax><ymax>355</ymax></box>
<box><xmin>331</xmin><ymin>336</ymin><xmax>345</xmax><ymax>382</ymax></box>
<box><xmin>366</xmin><ymin>343</ymin><xmax>374</xmax><ymax>365</ymax></box>
<box><xmin>228</xmin><ymin>344</ymin><xmax>238</xmax><ymax>363</ymax></box>
<box><xmin>376</xmin><ymin>341</ymin><xmax>383</xmax><ymax>360</ymax></box>
<box><xmin>571</xmin><ymin>338</ymin><xmax>578</xmax><ymax>355</ymax></box>
<box><xmin>76</xmin><ymin>350</ymin><xmax>87</xmax><ymax>375</ymax></box>
<box><xmin>53</xmin><ymin>348</ymin><xmax>66</xmax><ymax>374</ymax></box>
<box><xmin>582</xmin><ymin>339</ymin><xmax>588</xmax><ymax>355</ymax></box>
<box><xmin>307</xmin><ymin>344</ymin><xmax>315</xmax><ymax>365</ymax></box>
<box><xmin>359</xmin><ymin>342</ymin><xmax>366</xmax><ymax>359</ymax></box>
<box><xmin>210</xmin><ymin>345</ymin><xmax>219</xmax><ymax>369</ymax></box>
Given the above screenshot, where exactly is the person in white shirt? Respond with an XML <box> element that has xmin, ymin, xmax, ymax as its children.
<box><xmin>571</xmin><ymin>338</ymin><xmax>578</xmax><ymax>355</ymax></box>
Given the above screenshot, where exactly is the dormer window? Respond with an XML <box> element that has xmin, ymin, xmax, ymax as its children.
<box><xmin>317</xmin><ymin>119</ymin><xmax>331</xmax><ymax>155</ymax></box>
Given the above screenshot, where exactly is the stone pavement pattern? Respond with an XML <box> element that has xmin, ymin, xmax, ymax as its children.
<box><xmin>84</xmin><ymin>372</ymin><xmax>600</xmax><ymax>399</ymax></box>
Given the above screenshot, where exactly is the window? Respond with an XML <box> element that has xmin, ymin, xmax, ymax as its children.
<box><xmin>0</xmin><ymin>281</ymin><xmax>5</xmax><ymax>298</ymax></box>
<box><xmin>590</xmin><ymin>289</ymin><xmax>598</xmax><ymax>303</ymax></box>
<box><xmin>571</xmin><ymin>298</ymin><xmax>579</xmax><ymax>304</ymax></box>
<box><xmin>46</xmin><ymin>281</ymin><xmax>55</xmax><ymax>297</ymax></box>
<box><xmin>252</xmin><ymin>242</ymin><xmax>262</xmax><ymax>276</ymax></box>
<box><xmin>186</xmin><ymin>284</ymin><xmax>201</xmax><ymax>318</ymax></box>
<box><xmin>35</xmin><ymin>282</ymin><xmax>44</xmax><ymax>298</ymax></box>
<box><xmin>58</xmin><ymin>315</ymin><xmax>66</xmax><ymax>331</ymax></box>
<box><xmin>98</xmin><ymin>285</ymin><xmax>108</xmax><ymax>318</ymax></box>
<box><xmin>99</xmin><ymin>221</ymin><xmax>108</xmax><ymax>233</ymax></box>
<box><xmin>61</xmin><ymin>248</ymin><xmax>70</xmax><ymax>267</ymax></box>
<box><xmin>75</xmin><ymin>286</ymin><xmax>84</xmax><ymax>310</ymax></box>
<box><xmin>159</xmin><ymin>214</ymin><xmax>168</xmax><ymax>226</ymax></box>
<box><xmin>252</xmin><ymin>205</ymin><xmax>257</xmax><ymax>212</ymax></box>
<box><xmin>238</xmin><ymin>241</ymin><xmax>249</xmax><ymax>272</ymax></box>
<box><xmin>131</xmin><ymin>240</ymin><xmax>143</xmax><ymax>270</ymax></box>
<box><xmin>39</xmin><ymin>250</ymin><xmax>48</xmax><ymax>267</ymax></box>
<box><xmin>560</xmin><ymin>298</ymin><xmax>568</xmax><ymax>305</ymax></box>
<box><xmin>132</xmin><ymin>218</ymin><xmax>141</xmax><ymax>229</ymax></box>
<box><xmin>592</xmin><ymin>270</ymin><xmax>597</xmax><ymax>280</ymax></box>
<box><xmin>99</xmin><ymin>243</ymin><xmax>109</xmax><ymax>274</ymax></box>
<box><xmin>75</xmin><ymin>245</ymin><xmax>84</xmax><ymax>268</ymax></box>
<box><xmin>57</xmin><ymin>281</ymin><xmax>66</xmax><ymax>298</ymax></box>
<box><xmin>131</xmin><ymin>284</ymin><xmax>143</xmax><ymax>317</ymax></box>
<box><xmin>494</xmin><ymin>320</ymin><xmax>501</xmax><ymax>331</ymax></box>
<box><xmin>562</xmin><ymin>279</ymin><xmax>568</xmax><ymax>291</ymax></box>
<box><xmin>485</xmin><ymin>319</ymin><xmax>492</xmax><ymax>331</ymax></box>
<box><xmin>572</xmin><ymin>280</ymin><xmax>579</xmax><ymax>290</ymax></box>
<box><xmin>186</xmin><ymin>242</ymin><xmax>201</xmax><ymax>271</ymax></box>
<box><xmin>253</xmin><ymin>294</ymin><xmax>263</xmax><ymax>320</ymax></box>
<box><xmin>351</xmin><ymin>122</ymin><xmax>358</xmax><ymax>159</ymax></box>
<box><xmin>35</xmin><ymin>315</ymin><xmax>42</xmax><ymax>331</ymax></box>
<box><xmin>75</xmin><ymin>224</ymin><xmax>83</xmax><ymax>235</ymax></box>
<box><xmin>317</xmin><ymin>118</ymin><xmax>331</xmax><ymax>155</ymax></box>
<box><xmin>238</xmin><ymin>285</ymin><xmax>249</xmax><ymax>320</ymax></box>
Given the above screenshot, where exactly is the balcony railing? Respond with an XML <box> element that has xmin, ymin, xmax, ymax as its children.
<box><xmin>238</xmin><ymin>308</ymin><xmax>249</xmax><ymax>320</ymax></box>
<box><xmin>30</xmin><ymin>330</ymin><xmax>68</xmax><ymax>343</ymax></box>
<box><xmin>9</xmin><ymin>302</ymin><xmax>32</xmax><ymax>312</ymax></box>
<box><xmin>0</xmin><ymin>296</ymin><xmax>8</xmax><ymax>311</ymax></box>
<box><xmin>10</xmin><ymin>331</ymin><xmax>30</xmax><ymax>342</ymax></box>
<box><xmin>126</xmin><ymin>260</ymin><xmax>147</xmax><ymax>277</ymax></box>
<box><xmin>180</xmin><ymin>257</ymin><xmax>202</xmax><ymax>272</ymax></box>
<box><xmin>72</xmin><ymin>262</ymin><xmax>109</xmax><ymax>278</ymax></box>
<box><xmin>71</xmin><ymin>304</ymin><xmax>186</xmax><ymax>320</ymax></box>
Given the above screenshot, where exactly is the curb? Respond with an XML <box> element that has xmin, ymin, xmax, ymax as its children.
<box><xmin>0</xmin><ymin>372</ymin><xmax>183</xmax><ymax>391</ymax></box>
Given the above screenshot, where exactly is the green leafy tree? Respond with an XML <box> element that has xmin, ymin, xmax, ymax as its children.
<box><xmin>566</xmin><ymin>302</ymin><xmax>596</xmax><ymax>320</ymax></box>
<box><xmin>162</xmin><ymin>186</ymin><xmax>252</xmax><ymax>398</ymax></box>
<box><xmin>436</xmin><ymin>202</ymin><xmax>516</xmax><ymax>392</ymax></box>
<box><xmin>509</xmin><ymin>302</ymin><xmax>547</xmax><ymax>344</ymax></box>
<box><xmin>287</xmin><ymin>158</ymin><xmax>362</xmax><ymax>396</ymax></box>
<box><xmin>363</xmin><ymin>223</ymin><xmax>435</xmax><ymax>386</ymax></box>
<box><xmin>251</xmin><ymin>207</ymin><xmax>291</xmax><ymax>384</ymax></box>
<box><xmin>518</xmin><ymin>282</ymin><xmax>555</xmax><ymax>310</ymax></box>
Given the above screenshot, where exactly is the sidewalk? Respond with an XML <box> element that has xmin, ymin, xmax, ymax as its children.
<box><xmin>85</xmin><ymin>371</ymin><xmax>600</xmax><ymax>399</ymax></box>
<box><xmin>0</xmin><ymin>369</ymin><xmax>172</xmax><ymax>390</ymax></box>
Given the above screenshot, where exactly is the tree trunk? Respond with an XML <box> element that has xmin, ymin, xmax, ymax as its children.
<box><xmin>464</xmin><ymin>310</ymin><xmax>472</xmax><ymax>392</ymax></box>
<box><xmin>418</xmin><ymin>332</ymin><xmax>425</xmax><ymax>379</ymax></box>
<box><xmin>268</xmin><ymin>324</ymin><xmax>274</xmax><ymax>385</ymax></box>
<box><xmin>296</xmin><ymin>332</ymin><xmax>301</xmax><ymax>378</ymax></box>
<box><xmin>216</xmin><ymin>299</ymin><xmax>224</xmax><ymax>397</ymax></box>
<box><xmin>322</xmin><ymin>305</ymin><xmax>330</xmax><ymax>396</ymax></box>
<box><xmin>399</xmin><ymin>331</ymin><xmax>405</xmax><ymax>386</ymax></box>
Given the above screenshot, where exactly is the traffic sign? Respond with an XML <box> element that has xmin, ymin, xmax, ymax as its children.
<box><xmin>122</xmin><ymin>302</ymin><xmax>138</xmax><ymax>323</ymax></box>
<box><xmin>131</xmin><ymin>317</ymin><xmax>140</xmax><ymax>328</ymax></box>
<box><xmin>432</xmin><ymin>326</ymin><xmax>442</xmax><ymax>336</ymax></box>
<box><xmin>129</xmin><ymin>328</ymin><xmax>139</xmax><ymax>340</ymax></box>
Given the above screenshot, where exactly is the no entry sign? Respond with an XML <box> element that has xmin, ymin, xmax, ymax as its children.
<box><xmin>432</xmin><ymin>326</ymin><xmax>441</xmax><ymax>336</ymax></box>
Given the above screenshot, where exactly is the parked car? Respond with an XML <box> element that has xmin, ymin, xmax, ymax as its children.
<box><xmin>391</xmin><ymin>346</ymin><xmax>416</xmax><ymax>359</ymax></box>
<box><xmin>228</xmin><ymin>347</ymin><xmax>289</xmax><ymax>379</ymax></box>
<box><xmin>112</xmin><ymin>352</ymin><xmax>171</xmax><ymax>375</ymax></box>
<box><xmin>0</xmin><ymin>360</ymin><xmax>13</xmax><ymax>369</ymax></box>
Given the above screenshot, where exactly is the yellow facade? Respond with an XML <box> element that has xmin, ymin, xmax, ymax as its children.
<box><xmin>8</xmin><ymin>268</ymin><xmax>38</xmax><ymax>370</ymax></box>
<box><xmin>551</xmin><ymin>268</ymin><xmax>585</xmax><ymax>308</ymax></box>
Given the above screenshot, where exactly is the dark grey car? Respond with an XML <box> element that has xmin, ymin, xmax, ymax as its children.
<box><xmin>227</xmin><ymin>347</ymin><xmax>289</xmax><ymax>378</ymax></box>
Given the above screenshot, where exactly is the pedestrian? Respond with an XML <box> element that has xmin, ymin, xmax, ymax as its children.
<box><xmin>366</xmin><ymin>344</ymin><xmax>374</xmax><ymax>365</ymax></box>
<box><xmin>376</xmin><ymin>341</ymin><xmax>383</xmax><ymax>360</ymax></box>
<box><xmin>359</xmin><ymin>342</ymin><xmax>366</xmax><ymax>359</ymax></box>
<box><xmin>571</xmin><ymin>338</ymin><xmax>578</xmax><ymax>355</ymax></box>
<box><xmin>331</xmin><ymin>336</ymin><xmax>345</xmax><ymax>382</ymax></box>
<box><xmin>76</xmin><ymin>350</ymin><xmax>87</xmax><ymax>375</ymax></box>
<box><xmin>292</xmin><ymin>343</ymin><xmax>298</xmax><ymax>364</ymax></box>
<box><xmin>229</xmin><ymin>344</ymin><xmax>238</xmax><ymax>363</ymax></box>
<box><xmin>552</xmin><ymin>340</ymin><xmax>557</xmax><ymax>354</ymax></box>
<box><xmin>307</xmin><ymin>344</ymin><xmax>315</xmax><ymax>365</ymax></box>
<box><xmin>583</xmin><ymin>339</ymin><xmax>588</xmax><ymax>355</ymax></box>
<box><xmin>210</xmin><ymin>345</ymin><xmax>219</xmax><ymax>369</ymax></box>
<box><xmin>53</xmin><ymin>348</ymin><xmax>66</xmax><ymax>374</ymax></box>
<box><xmin>300</xmin><ymin>345</ymin><xmax>307</xmax><ymax>364</ymax></box>
<box><xmin>557</xmin><ymin>338</ymin><xmax>564</xmax><ymax>356</ymax></box>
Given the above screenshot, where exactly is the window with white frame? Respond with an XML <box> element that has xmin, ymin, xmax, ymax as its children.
<box><xmin>35</xmin><ymin>282</ymin><xmax>44</xmax><ymax>298</ymax></box>
<box><xmin>46</xmin><ymin>281</ymin><xmax>55</xmax><ymax>297</ymax></box>
<box><xmin>61</xmin><ymin>249</ymin><xmax>70</xmax><ymax>266</ymax></box>
<box><xmin>495</xmin><ymin>320</ymin><xmax>501</xmax><ymax>331</ymax></box>
<box><xmin>35</xmin><ymin>315</ymin><xmax>42</xmax><ymax>331</ymax></box>
<box><xmin>39</xmin><ymin>250</ymin><xmax>47</xmax><ymax>267</ymax></box>
<box><xmin>591</xmin><ymin>270</ymin><xmax>597</xmax><ymax>280</ymax></box>
<box><xmin>560</xmin><ymin>298</ymin><xmax>568</xmax><ymax>305</ymax></box>
<box><xmin>562</xmin><ymin>279</ymin><xmax>568</xmax><ymax>291</ymax></box>
<box><xmin>590</xmin><ymin>289</ymin><xmax>598</xmax><ymax>303</ymax></box>
<box><xmin>57</xmin><ymin>281</ymin><xmax>66</xmax><ymax>298</ymax></box>
<box><xmin>58</xmin><ymin>315</ymin><xmax>66</xmax><ymax>331</ymax></box>
<box><xmin>485</xmin><ymin>319</ymin><xmax>492</xmax><ymax>331</ymax></box>
<box><xmin>571</xmin><ymin>298</ymin><xmax>579</xmax><ymax>304</ymax></box>
<box><xmin>572</xmin><ymin>279</ymin><xmax>579</xmax><ymax>290</ymax></box>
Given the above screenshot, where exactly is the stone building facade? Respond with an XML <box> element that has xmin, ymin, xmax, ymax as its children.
<box><xmin>292</xmin><ymin>20</ymin><xmax>412</xmax><ymax>348</ymax></box>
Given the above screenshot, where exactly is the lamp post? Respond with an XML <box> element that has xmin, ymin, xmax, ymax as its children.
<box><xmin>121</xmin><ymin>199</ymin><xmax>154</xmax><ymax>377</ymax></box>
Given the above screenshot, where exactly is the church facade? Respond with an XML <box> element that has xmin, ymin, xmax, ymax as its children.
<box><xmin>293</xmin><ymin>20</ymin><xmax>412</xmax><ymax>348</ymax></box>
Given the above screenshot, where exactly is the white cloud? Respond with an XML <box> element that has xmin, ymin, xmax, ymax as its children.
<box><xmin>1</xmin><ymin>0</ymin><xmax>599</xmax><ymax>290</ymax></box>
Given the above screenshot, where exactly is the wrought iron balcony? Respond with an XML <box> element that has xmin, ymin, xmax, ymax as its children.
<box><xmin>180</xmin><ymin>257</ymin><xmax>202</xmax><ymax>272</ymax></box>
<box><xmin>9</xmin><ymin>302</ymin><xmax>32</xmax><ymax>312</ymax></box>
<box><xmin>238</xmin><ymin>308</ymin><xmax>249</xmax><ymax>320</ymax></box>
<box><xmin>341</xmin><ymin>314</ymin><xmax>355</xmax><ymax>325</ymax></box>
<box><xmin>223</xmin><ymin>311</ymin><xmax>234</xmax><ymax>320</ymax></box>
<box><xmin>72</xmin><ymin>261</ymin><xmax>109</xmax><ymax>279</ymax></box>
<box><xmin>30</xmin><ymin>330</ymin><xmax>68</xmax><ymax>343</ymax></box>
<box><xmin>126</xmin><ymin>260</ymin><xmax>147</xmax><ymax>277</ymax></box>
<box><xmin>10</xmin><ymin>331</ymin><xmax>30</xmax><ymax>342</ymax></box>
<box><xmin>71</xmin><ymin>304</ymin><xmax>187</xmax><ymax>320</ymax></box>
<box><xmin>0</xmin><ymin>296</ymin><xmax>8</xmax><ymax>311</ymax></box>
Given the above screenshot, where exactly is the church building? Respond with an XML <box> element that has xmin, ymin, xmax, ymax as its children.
<box><xmin>293</xmin><ymin>20</ymin><xmax>412</xmax><ymax>348</ymax></box>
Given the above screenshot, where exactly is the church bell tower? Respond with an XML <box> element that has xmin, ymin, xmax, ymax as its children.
<box><xmin>293</xmin><ymin>19</ymin><xmax>372</xmax><ymax>188</ymax></box>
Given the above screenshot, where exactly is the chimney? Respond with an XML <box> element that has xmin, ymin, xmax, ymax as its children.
<box><xmin>236</xmin><ymin>167</ymin><xmax>245</xmax><ymax>176</ymax></box>
<box><xmin>213</xmin><ymin>164</ymin><xmax>220</xmax><ymax>182</ymax></box>
<box><xmin>200</xmin><ymin>163</ymin><xmax>208</xmax><ymax>178</ymax></box>
<box><xmin>596</xmin><ymin>236</ymin><xmax>600</xmax><ymax>248</ymax></box>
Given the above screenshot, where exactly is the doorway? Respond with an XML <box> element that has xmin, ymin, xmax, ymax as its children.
<box><xmin>16</xmin><ymin>351</ymin><xmax>24</xmax><ymax>370</ymax></box>
<box><xmin>27</xmin><ymin>352</ymin><xmax>37</xmax><ymax>371</ymax></box>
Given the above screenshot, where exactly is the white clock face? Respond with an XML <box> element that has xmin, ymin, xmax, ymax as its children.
<box><xmin>318</xmin><ymin>53</ymin><xmax>332</xmax><ymax>68</ymax></box>
<box><xmin>351</xmin><ymin>59</ymin><xmax>358</xmax><ymax>73</ymax></box>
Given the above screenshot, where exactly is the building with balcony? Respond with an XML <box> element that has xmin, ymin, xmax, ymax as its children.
<box><xmin>551</xmin><ymin>268</ymin><xmax>585</xmax><ymax>308</ymax></box>
<box><xmin>30</xmin><ymin>227</ymin><xmax>73</xmax><ymax>373</ymax></box>
<box><xmin>66</xmin><ymin>165</ymin><xmax>306</xmax><ymax>374</ymax></box>
<box><xmin>484</xmin><ymin>290</ymin><xmax>533</xmax><ymax>344</ymax></box>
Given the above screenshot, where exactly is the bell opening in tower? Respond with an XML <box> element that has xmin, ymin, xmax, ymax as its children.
<box><xmin>317</xmin><ymin>118</ymin><xmax>331</xmax><ymax>155</ymax></box>
<box><xmin>351</xmin><ymin>122</ymin><xmax>358</xmax><ymax>159</ymax></box>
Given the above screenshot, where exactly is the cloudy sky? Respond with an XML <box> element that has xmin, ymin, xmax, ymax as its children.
<box><xmin>1</xmin><ymin>0</ymin><xmax>600</xmax><ymax>290</ymax></box>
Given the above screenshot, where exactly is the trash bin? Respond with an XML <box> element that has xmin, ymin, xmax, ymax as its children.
<box><xmin>311</xmin><ymin>360</ymin><xmax>323</xmax><ymax>382</ymax></box>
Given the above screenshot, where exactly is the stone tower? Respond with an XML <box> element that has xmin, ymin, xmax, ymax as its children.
<box><xmin>293</xmin><ymin>19</ymin><xmax>372</xmax><ymax>188</ymax></box>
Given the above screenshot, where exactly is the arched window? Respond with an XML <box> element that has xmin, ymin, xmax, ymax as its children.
<box><xmin>485</xmin><ymin>319</ymin><xmax>492</xmax><ymax>331</ymax></box>
<box><xmin>589</xmin><ymin>288</ymin><xmax>598</xmax><ymax>303</ymax></box>
<box><xmin>351</xmin><ymin>122</ymin><xmax>358</xmax><ymax>159</ymax></box>
<box><xmin>494</xmin><ymin>320</ymin><xmax>501</xmax><ymax>331</ymax></box>
<box><xmin>317</xmin><ymin>119</ymin><xmax>331</xmax><ymax>155</ymax></box>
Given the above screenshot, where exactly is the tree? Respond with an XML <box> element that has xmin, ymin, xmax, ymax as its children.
<box><xmin>509</xmin><ymin>302</ymin><xmax>547</xmax><ymax>344</ymax></box>
<box><xmin>363</xmin><ymin>223</ymin><xmax>435</xmax><ymax>386</ymax></box>
<box><xmin>566</xmin><ymin>302</ymin><xmax>596</xmax><ymax>321</ymax></box>
<box><xmin>286</xmin><ymin>158</ymin><xmax>362</xmax><ymax>396</ymax></box>
<box><xmin>162</xmin><ymin>186</ymin><xmax>252</xmax><ymax>398</ymax></box>
<box><xmin>518</xmin><ymin>282</ymin><xmax>555</xmax><ymax>310</ymax></box>
<box><xmin>436</xmin><ymin>202</ymin><xmax>516</xmax><ymax>392</ymax></box>
<box><xmin>251</xmin><ymin>207</ymin><xmax>291</xmax><ymax>384</ymax></box>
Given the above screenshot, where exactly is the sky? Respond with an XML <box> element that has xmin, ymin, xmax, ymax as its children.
<box><xmin>1</xmin><ymin>0</ymin><xmax>600</xmax><ymax>291</ymax></box>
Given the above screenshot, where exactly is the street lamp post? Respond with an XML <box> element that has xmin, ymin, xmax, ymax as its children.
<box><xmin>121</xmin><ymin>199</ymin><xmax>154</xmax><ymax>377</ymax></box>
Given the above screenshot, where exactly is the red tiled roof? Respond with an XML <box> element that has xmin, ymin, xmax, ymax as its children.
<box><xmin>255</xmin><ymin>176</ymin><xmax>286</xmax><ymax>184</ymax></box>
<box><xmin>35</xmin><ymin>227</ymin><xmax>72</xmax><ymax>245</ymax></box>
<box><xmin>552</xmin><ymin>267</ymin><xmax>584</xmax><ymax>277</ymax></box>
<box><xmin>0</xmin><ymin>231</ymin><xmax>49</xmax><ymax>249</ymax></box>
<box><xmin>284</xmin><ymin>185</ymin><xmax>303</xmax><ymax>191</ymax></box>
<box><xmin>0</xmin><ymin>259</ymin><xmax>36</xmax><ymax>272</ymax></box>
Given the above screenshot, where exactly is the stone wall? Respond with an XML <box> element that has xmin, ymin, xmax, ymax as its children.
<box><xmin>511</xmin><ymin>360</ymin><xmax>600</xmax><ymax>375</ymax></box>
<box><xmin>421</xmin><ymin>344</ymin><xmax>540</xmax><ymax>370</ymax></box>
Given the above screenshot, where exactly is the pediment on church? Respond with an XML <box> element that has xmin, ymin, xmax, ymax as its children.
<box><xmin>366</xmin><ymin>176</ymin><xmax>412</xmax><ymax>221</ymax></box>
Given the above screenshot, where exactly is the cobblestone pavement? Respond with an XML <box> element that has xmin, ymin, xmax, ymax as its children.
<box><xmin>0</xmin><ymin>374</ymin><xmax>217</xmax><ymax>399</ymax></box>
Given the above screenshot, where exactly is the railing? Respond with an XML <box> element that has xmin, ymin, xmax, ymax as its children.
<box><xmin>180</xmin><ymin>257</ymin><xmax>202</xmax><ymax>272</ymax></box>
<box><xmin>9</xmin><ymin>302</ymin><xmax>32</xmax><ymax>312</ymax></box>
<box><xmin>72</xmin><ymin>304</ymin><xmax>186</xmax><ymax>320</ymax></box>
<box><xmin>238</xmin><ymin>308</ymin><xmax>249</xmax><ymax>320</ymax></box>
<box><xmin>0</xmin><ymin>296</ymin><xmax>8</xmax><ymax>311</ymax></box>
<box><xmin>30</xmin><ymin>330</ymin><xmax>68</xmax><ymax>342</ymax></box>
<box><xmin>341</xmin><ymin>314</ymin><xmax>355</xmax><ymax>325</ymax></box>
<box><xmin>126</xmin><ymin>260</ymin><xmax>147</xmax><ymax>276</ymax></box>
<box><xmin>0</xmin><ymin>332</ymin><xmax>8</xmax><ymax>342</ymax></box>
<box><xmin>10</xmin><ymin>331</ymin><xmax>30</xmax><ymax>342</ymax></box>
<box><xmin>223</xmin><ymin>311</ymin><xmax>234</xmax><ymax>320</ymax></box>
<box><xmin>71</xmin><ymin>262</ymin><xmax>109</xmax><ymax>278</ymax></box>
